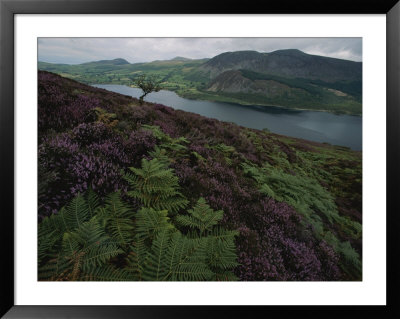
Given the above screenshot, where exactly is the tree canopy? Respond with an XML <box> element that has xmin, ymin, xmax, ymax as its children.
<box><xmin>133</xmin><ymin>74</ymin><xmax>162</xmax><ymax>104</ymax></box>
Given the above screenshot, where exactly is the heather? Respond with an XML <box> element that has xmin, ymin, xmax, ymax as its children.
<box><xmin>38</xmin><ymin>71</ymin><xmax>362</xmax><ymax>281</ymax></box>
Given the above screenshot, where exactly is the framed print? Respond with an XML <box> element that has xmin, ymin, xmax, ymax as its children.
<box><xmin>1</xmin><ymin>0</ymin><xmax>399</xmax><ymax>318</ymax></box>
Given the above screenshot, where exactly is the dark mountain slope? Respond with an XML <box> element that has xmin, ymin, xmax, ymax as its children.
<box><xmin>206</xmin><ymin>68</ymin><xmax>361</xmax><ymax>114</ymax></box>
<box><xmin>199</xmin><ymin>49</ymin><xmax>362</xmax><ymax>82</ymax></box>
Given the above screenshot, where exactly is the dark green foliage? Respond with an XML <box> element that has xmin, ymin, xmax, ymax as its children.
<box><xmin>148</xmin><ymin>146</ymin><xmax>172</xmax><ymax>167</ymax></box>
<box><xmin>86</xmin><ymin>188</ymin><xmax>100</xmax><ymax>218</ymax></box>
<box><xmin>207</xmin><ymin>143</ymin><xmax>236</xmax><ymax>166</ymax></box>
<box><xmin>205</xmin><ymin>227</ymin><xmax>239</xmax><ymax>271</ymax></box>
<box><xmin>39</xmin><ymin>170</ymin><xmax>238</xmax><ymax>281</ymax></box>
<box><xmin>38</xmin><ymin>192</ymin><xmax>124</xmax><ymax>281</ymax></box>
<box><xmin>38</xmin><ymin>193</ymin><xmax>89</xmax><ymax>236</ymax></box>
<box><xmin>240</xmin><ymin>69</ymin><xmax>322</xmax><ymax>95</ymax></box>
<box><xmin>242</xmin><ymin>162</ymin><xmax>338</xmax><ymax>224</ymax></box>
<box><xmin>39</xmin><ymin>215</ymin><xmax>123</xmax><ymax>281</ymax></box>
<box><xmin>124</xmin><ymin>158</ymin><xmax>188</xmax><ymax>214</ymax></box>
<box><xmin>63</xmin><ymin>218</ymin><xmax>122</xmax><ymax>273</ymax></box>
<box><xmin>133</xmin><ymin>74</ymin><xmax>162</xmax><ymax>104</ymax></box>
<box><xmin>242</xmin><ymin>161</ymin><xmax>362</xmax><ymax>277</ymax></box>
<box><xmin>135</xmin><ymin>227</ymin><xmax>213</xmax><ymax>281</ymax></box>
<box><xmin>96</xmin><ymin>192</ymin><xmax>136</xmax><ymax>249</ymax></box>
<box><xmin>176</xmin><ymin>197</ymin><xmax>224</xmax><ymax>235</ymax></box>
<box><xmin>142</xmin><ymin>124</ymin><xmax>189</xmax><ymax>156</ymax></box>
<box><xmin>127</xmin><ymin>199</ymin><xmax>238</xmax><ymax>281</ymax></box>
<box><xmin>134</xmin><ymin>207</ymin><xmax>174</xmax><ymax>240</ymax></box>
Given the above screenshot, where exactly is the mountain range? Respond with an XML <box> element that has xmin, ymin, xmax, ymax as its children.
<box><xmin>38</xmin><ymin>49</ymin><xmax>362</xmax><ymax>115</ymax></box>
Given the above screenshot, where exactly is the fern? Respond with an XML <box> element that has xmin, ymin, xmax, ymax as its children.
<box><xmin>39</xmin><ymin>193</ymin><xmax>124</xmax><ymax>281</ymax></box>
<box><xmin>205</xmin><ymin>227</ymin><xmax>239</xmax><ymax>270</ymax></box>
<box><xmin>176</xmin><ymin>197</ymin><xmax>224</xmax><ymax>235</ymax></box>
<box><xmin>38</xmin><ymin>249</ymin><xmax>71</xmax><ymax>281</ymax></box>
<box><xmin>242</xmin><ymin>162</ymin><xmax>338</xmax><ymax>225</ymax></box>
<box><xmin>141</xmin><ymin>228</ymin><xmax>213</xmax><ymax>281</ymax></box>
<box><xmin>45</xmin><ymin>217</ymin><xmax>123</xmax><ymax>281</ymax></box>
<box><xmin>148</xmin><ymin>145</ymin><xmax>172</xmax><ymax>168</ymax></box>
<box><xmin>38</xmin><ymin>193</ymin><xmax>91</xmax><ymax>267</ymax></box>
<box><xmin>38</xmin><ymin>193</ymin><xmax>90</xmax><ymax>237</ymax></box>
<box><xmin>62</xmin><ymin>193</ymin><xmax>90</xmax><ymax>232</ymax></box>
<box><xmin>124</xmin><ymin>158</ymin><xmax>188</xmax><ymax>214</ymax></box>
<box><xmin>86</xmin><ymin>187</ymin><xmax>100</xmax><ymax>218</ymax></box>
<box><xmin>135</xmin><ymin>207</ymin><xmax>174</xmax><ymax>241</ymax></box>
<box><xmin>96</xmin><ymin>192</ymin><xmax>135</xmax><ymax>249</ymax></box>
<box><xmin>125</xmin><ymin>200</ymin><xmax>239</xmax><ymax>281</ymax></box>
<box><xmin>243</xmin><ymin>162</ymin><xmax>361</xmax><ymax>276</ymax></box>
<box><xmin>125</xmin><ymin>240</ymin><xmax>147</xmax><ymax>280</ymax></box>
<box><xmin>39</xmin><ymin>174</ymin><xmax>239</xmax><ymax>281</ymax></box>
<box><xmin>161</xmin><ymin>233</ymin><xmax>213</xmax><ymax>281</ymax></box>
<box><xmin>80</xmin><ymin>265</ymin><xmax>132</xmax><ymax>281</ymax></box>
<box><xmin>141</xmin><ymin>125</ymin><xmax>188</xmax><ymax>155</ymax></box>
<box><xmin>70</xmin><ymin>217</ymin><xmax>123</xmax><ymax>271</ymax></box>
<box><xmin>324</xmin><ymin>231</ymin><xmax>362</xmax><ymax>277</ymax></box>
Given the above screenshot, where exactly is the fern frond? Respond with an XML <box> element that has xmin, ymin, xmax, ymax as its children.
<box><xmin>86</xmin><ymin>188</ymin><xmax>100</xmax><ymax>218</ymax></box>
<box><xmin>61</xmin><ymin>217</ymin><xmax>123</xmax><ymax>279</ymax></box>
<box><xmin>38</xmin><ymin>250</ymin><xmax>71</xmax><ymax>281</ymax></box>
<box><xmin>63</xmin><ymin>193</ymin><xmax>90</xmax><ymax>232</ymax></box>
<box><xmin>38</xmin><ymin>206</ymin><xmax>68</xmax><ymax>238</ymax></box>
<box><xmin>124</xmin><ymin>158</ymin><xmax>188</xmax><ymax>213</ymax></box>
<box><xmin>142</xmin><ymin>228</ymin><xmax>175</xmax><ymax>281</ymax></box>
<box><xmin>97</xmin><ymin>192</ymin><xmax>135</xmax><ymax>247</ymax></box>
<box><xmin>176</xmin><ymin>198</ymin><xmax>224</xmax><ymax>234</ymax></box>
<box><xmin>149</xmin><ymin>145</ymin><xmax>172</xmax><ymax>168</ymax></box>
<box><xmin>163</xmin><ymin>233</ymin><xmax>213</xmax><ymax>281</ymax></box>
<box><xmin>62</xmin><ymin>232</ymin><xmax>80</xmax><ymax>256</ymax></box>
<box><xmin>135</xmin><ymin>208</ymin><xmax>174</xmax><ymax>241</ymax></box>
<box><xmin>141</xmin><ymin>125</ymin><xmax>188</xmax><ymax>157</ymax></box>
<box><xmin>82</xmin><ymin>243</ymin><xmax>123</xmax><ymax>271</ymax></box>
<box><xmin>206</xmin><ymin>227</ymin><xmax>239</xmax><ymax>270</ymax></box>
<box><xmin>125</xmin><ymin>239</ymin><xmax>147</xmax><ymax>280</ymax></box>
<box><xmin>141</xmin><ymin>124</ymin><xmax>166</xmax><ymax>140</ymax></box>
<box><xmin>38</xmin><ymin>227</ymin><xmax>61</xmax><ymax>264</ymax></box>
<box><xmin>80</xmin><ymin>265</ymin><xmax>133</xmax><ymax>281</ymax></box>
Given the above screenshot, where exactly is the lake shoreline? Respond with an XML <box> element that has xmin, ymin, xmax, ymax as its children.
<box><xmin>125</xmin><ymin>85</ymin><xmax>362</xmax><ymax>117</ymax></box>
<box><xmin>93</xmin><ymin>84</ymin><xmax>362</xmax><ymax>151</ymax></box>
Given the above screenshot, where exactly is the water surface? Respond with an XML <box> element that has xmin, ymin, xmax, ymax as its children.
<box><xmin>93</xmin><ymin>84</ymin><xmax>362</xmax><ymax>150</ymax></box>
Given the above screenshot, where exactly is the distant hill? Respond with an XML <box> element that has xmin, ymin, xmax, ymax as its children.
<box><xmin>38</xmin><ymin>50</ymin><xmax>362</xmax><ymax>115</ymax></box>
<box><xmin>170</xmin><ymin>56</ymin><xmax>192</xmax><ymax>61</ymax></box>
<box><xmin>199</xmin><ymin>49</ymin><xmax>362</xmax><ymax>82</ymax></box>
<box><xmin>80</xmin><ymin>58</ymin><xmax>131</xmax><ymax>66</ymax></box>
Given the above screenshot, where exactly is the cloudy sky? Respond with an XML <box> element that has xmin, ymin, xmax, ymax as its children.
<box><xmin>38</xmin><ymin>38</ymin><xmax>362</xmax><ymax>64</ymax></box>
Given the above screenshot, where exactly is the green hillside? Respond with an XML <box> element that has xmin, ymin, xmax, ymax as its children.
<box><xmin>38</xmin><ymin>49</ymin><xmax>362</xmax><ymax>115</ymax></box>
<box><xmin>38</xmin><ymin>71</ymin><xmax>362</xmax><ymax>281</ymax></box>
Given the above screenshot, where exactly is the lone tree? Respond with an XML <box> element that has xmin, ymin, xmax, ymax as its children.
<box><xmin>133</xmin><ymin>74</ymin><xmax>162</xmax><ymax>105</ymax></box>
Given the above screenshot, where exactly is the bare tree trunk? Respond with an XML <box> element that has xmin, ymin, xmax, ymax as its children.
<box><xmin>139</xmin><ymin>92</ymin><xmax>148</xmax><ymax>105</ymax></box>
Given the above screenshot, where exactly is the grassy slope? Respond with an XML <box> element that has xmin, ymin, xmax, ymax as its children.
<box><xmin>38</xmin><ymin>59</ymin><xmax>362</xmax><ymax>115</ymax></box>
<box><xmin>38</xmin><ymin>71</ymin><xmax>362</xmax><ymax>280</ymax></box>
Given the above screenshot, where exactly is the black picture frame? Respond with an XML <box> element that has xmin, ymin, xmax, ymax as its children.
<box><xmin>1</xmin><ymin>0</ymin><xmax>399</xmax><ymax>318</ymax></box>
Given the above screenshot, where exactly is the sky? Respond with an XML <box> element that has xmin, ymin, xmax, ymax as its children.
<box><xmin>38</xmin><ymin>38</ymin><xmax>362</xmax><ymax>64</ymax></box>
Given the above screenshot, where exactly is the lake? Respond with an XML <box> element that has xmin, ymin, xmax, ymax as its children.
<box><xmin>93</xmin><ymin>84</ymin><xmax>362</xmax><ymax>151</ymax></box>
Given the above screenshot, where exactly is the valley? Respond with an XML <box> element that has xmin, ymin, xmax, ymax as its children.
<box><xmin>38</xmin><ymin>49</ymin><xmax>362</xmax><ymax>115</ymax></box>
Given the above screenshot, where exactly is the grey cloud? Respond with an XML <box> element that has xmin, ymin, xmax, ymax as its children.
<box><xmin>38</xmin><ymin>37</ymin><xmax>362</xmax><ymax>64</ymax></box>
